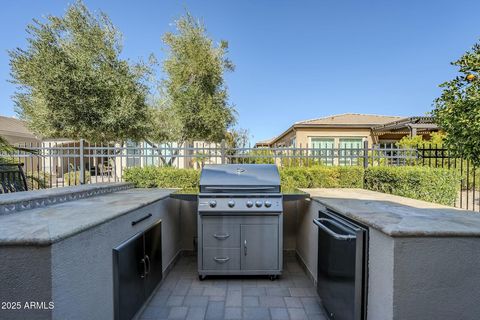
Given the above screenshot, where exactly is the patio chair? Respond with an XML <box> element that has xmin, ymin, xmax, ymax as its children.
<box><xmin>0</xmin><ymin>163</ymin><xmax>28</xmax><ymax>193</ymax></box>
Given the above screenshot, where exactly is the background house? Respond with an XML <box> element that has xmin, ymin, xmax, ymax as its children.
<box><xmin>255</xmin><ymin>113</ymin><xmax>439</xmax><ymax>148</ymax></box>
<box><xmin>0</xmin><ymin>115</ymin><xmax>221</xmax><ymax>183</ymax></box>
<box><xmin>0</xmin><ymin>115</ymin><xmax>40</xmax><ymax>145</ymax></box>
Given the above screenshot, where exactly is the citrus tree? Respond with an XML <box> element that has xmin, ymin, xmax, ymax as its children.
<box><xmin>432</xmin><ymin>41</ymin><xmax>480</xmax><ymax>165</ymax></box>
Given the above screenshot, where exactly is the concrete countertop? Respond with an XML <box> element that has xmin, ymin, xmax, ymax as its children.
<box><xmin>0</xmin><ymin>188</ymin><xmax>173</xmax><ymax>246</ymax></box>
<box><xmin>306</xmin><ymin>188</ymin><xmax>480</xmax><ymax>237</ymax></box>
<box><xmin>0</xmin><ymin>182</ymin><xmax>133</xmax><ymax>214</ymax></box>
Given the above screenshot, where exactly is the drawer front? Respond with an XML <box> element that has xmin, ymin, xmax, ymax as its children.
<box><xmin>203</xmin><ymin>223</ymin><xmax>240</xmax><ymax>248</ymax></box>
<box><xmin>203</xmin><ymin>248</ymin><xmax>240</xmax><ymax>270</ymax></box>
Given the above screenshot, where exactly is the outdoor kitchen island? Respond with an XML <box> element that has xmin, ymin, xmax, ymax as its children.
<box><xmin>299</xmin><ymin>188</ymin><xmax>480</xmax><ymax>320</ymax></box>
<box><xmin>0</xmin><ymin>183</ymin><xmax>181</xmax><ymax>320</ymax></box>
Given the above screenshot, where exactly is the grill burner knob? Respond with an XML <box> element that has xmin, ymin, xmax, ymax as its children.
<box><xmin>246</xmin><ymin>200</ymin><xmax>253</xmax><ymax>208</ymax></box>
<box><xmin>209</xmin><ymin>200</ymin><xmax>217</xmax><ymax>208</ymax></box>
<box><xmin>264</xmin><ymin>201</ymin><xmax>272</xmax><ymax>208</ymax></box>
<box><xmin>228</xmin><ymin>200</ymin><xmax>236</xmax><ymax>208</ymax></box>
<box><xmin>255</xmin><ymin>201</ymin><xmax>263</xmax><ymax>208</ymax></box>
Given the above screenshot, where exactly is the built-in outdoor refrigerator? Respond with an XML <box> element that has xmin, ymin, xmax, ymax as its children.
<box><xmin>313</xmin><ymin>208</ymin><xmax>368</xmax><ymax>320</ymax></box>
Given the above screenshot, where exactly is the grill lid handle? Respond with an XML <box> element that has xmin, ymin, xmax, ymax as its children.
<box><xmin>204</xmin><ymin>186</ymin><xmax>277</xmax><ymax>192</ymax></box>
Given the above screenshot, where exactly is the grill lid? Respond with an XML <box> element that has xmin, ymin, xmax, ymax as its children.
<box><xmin>199</xmin><ymin>164</ymin><xmax>280</xmax><ymax>193</ymax></box>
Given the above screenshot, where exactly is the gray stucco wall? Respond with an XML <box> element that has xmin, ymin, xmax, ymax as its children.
<box><xmin>367</xmin><ymin>229</ymin><xmax>394</xmax><ymax>320</ymax></box>
<box><xmin>0</xmin><ymin>246</ymin><xmax>52</xmax><ymax>320</ymax></box>
<box><xmin>367</xmin><ymin>232</ymin><xmax>480</xmax><ymax>320</ymax></box>
<box><xmin>295</xmin><ymin>198</ymin><xmax>320</xmax><ymax>282</ymax></box>
<box><xmin>180</xmin><ymin>201</ymin><xmax>198</xmax><ymax>251</ymax></box>
<box><xmin>392</xmin><ymin>237</ymin><xmax>480</xmax><ymax>320</ymax></box>
<box><xmin>283</xmin><ymin>200</ymin><xmax>298</xmax><ymax>251</ymax></box>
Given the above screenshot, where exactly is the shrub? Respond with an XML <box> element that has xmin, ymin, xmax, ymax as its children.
<box><xmin>64</xmin><ymin>171</ymin><xmax>91</xmax><ymax>186</ymax></box>
<box><xmin>279</xmin><ymin>166</ymin><xmax>364</xmax><ymax>190</ymax></box>
<box><xmin>364</xmin><ymin>166</ymin><xmax>460</xmax><ymax>206</ymax></box>
<box><xmin>336</xmin><ymin>166</ymin><xmax>364</xmax><ymax>188</ymax></box>
<box><xmin>25</xmin><ymin>171</ymin><xmax>54</xmax><ymax>189</ymax></box>
<box><xmin>280</xmin><ymin>167</ymin><xmax>311</xmax><ymax>191</ymax></box>
<box><xmin>123</xmin><ymin>167</ymin><xmax>199</xmax><ymax>189</ymax></box>
<box><xmin>280</xmin><ymin>157</ymin><xmax>323</xmax><ymax>167</ymax></box>
<box><xmin>240</xmin><ymin>149</ymin><xmax>275</xmax><ymax>164</ymax></box>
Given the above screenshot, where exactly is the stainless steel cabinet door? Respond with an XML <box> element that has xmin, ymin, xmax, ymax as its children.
<box><xmin>241</xmin><ymin>224</ymin><xmax>278</xmax><ymax>270</ymax></box>
<box><xmin>144</xmin><ymin>220</ymin><xmax>162</xmax><ymax>298</ymax></box>
<box><xmin>113</xmin><ymin>232</ymin><xmax>145</xmax><ymax>320</ymax></box>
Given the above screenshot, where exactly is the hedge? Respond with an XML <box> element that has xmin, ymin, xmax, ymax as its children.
<box><xmin>123</xmin><ymin>166</ymin><xmax>365</xmax><ymax>191</ymax></box>
<box><xmin>123</xmin><ymin>166</ymin><xmax>459</xmax><ymax>206</ymax></box>
<box><xmin>123</xmin><ymin>167</ymin><xmax>199</xmax><ymax>189</ymax></box>
<box><xmin>364</xmin><ymin>166</ymin><xmax>460</xmax><ymax>206</ymax></box>
<box><xmin>280</xmin><ymin>166</ymin><xmax>364</xmax><ymax>190</ymax></box>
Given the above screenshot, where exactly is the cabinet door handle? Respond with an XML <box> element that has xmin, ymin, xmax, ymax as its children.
<box><xmin>214</xmin><ymin>257</ymin><xmax>230</xmax><ymax>263</ymax></box>
<box><xmin>213</xmin><ymin>233</ymin><xmax>230</xmax><ymax>240</ymax></box>
<box><xmin>145</xmin><ymin>255</ymin><xmax>151</xmax><ymax>275</ymax></box>
<box><xmin>131</xmin><ymin>213</ymin><xmax>152</xmax><ymax>226</ymax></box>
<box><xmin>244</xmin><ymin>240</ymin><xmax>247</xmax><ymax>256</ymax></box>
<box><xmin>140</xmin><ymin>258</ymin><xmax>147</xmax><ymax>278</ymax></box>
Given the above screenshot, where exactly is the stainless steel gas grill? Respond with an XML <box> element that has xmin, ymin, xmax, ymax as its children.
<box><xmin>197</xmin><ymin>164</ymin><xmax>283</xmax><ymax>280</ymax></box>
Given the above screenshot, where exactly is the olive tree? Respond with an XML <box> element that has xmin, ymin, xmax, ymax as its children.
<box><xmin>151</xmin><ymin>12</ymin><xmax>236</xmax><ymax>145</ymax></box>
<box><xmin>9</xmin><ymin>1</ymin><xmax>151</xmax><ymax>143</ymax></box>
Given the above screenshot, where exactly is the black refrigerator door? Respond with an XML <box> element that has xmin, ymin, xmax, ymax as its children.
<box><xmin>113</xmin><ymin>232</ymin><xmax>146</xmax><ymax>320</ymax></box>
<box><xmin>314</xmin><ymin>210</ymin><xmax>366</xmax><ymax>320</ymax></box>
<box><xmin>144</xmin><ymin>220</ymin><xmax>163</xmax><ymax>298</ymax></box>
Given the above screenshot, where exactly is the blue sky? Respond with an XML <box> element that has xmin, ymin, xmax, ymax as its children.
<box><xmin>0</xmin><ymin>1</ymin><xmax>479</xmax><ymax>142</ymax></box>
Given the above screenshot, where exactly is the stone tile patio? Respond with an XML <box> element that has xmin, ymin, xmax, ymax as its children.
<box><xmin>140</xmin><ymin>255</ymin><xmax>327</xmax><ymax>320</ymax></box>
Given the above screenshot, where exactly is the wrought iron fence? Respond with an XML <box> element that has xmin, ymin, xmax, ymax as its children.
<box><xmin>1</xmin><ymin>140</ymin><xmax>478</xmax><ymax>211</ymax></box>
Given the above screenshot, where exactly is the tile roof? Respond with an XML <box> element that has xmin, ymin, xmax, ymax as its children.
<box><xmin>0</xmin><ymin>116</ymin><xmax>39</xmax><ymax>140</ymax></box>
<box><xmin>254</xmin><ymin>137</ymin><xmax>275</xmax><ymax>146</ymax></box>
<box><xmin>295</xmin><ymin>113</ymin><xmax>404</xmax><ymax>126</ymax></box>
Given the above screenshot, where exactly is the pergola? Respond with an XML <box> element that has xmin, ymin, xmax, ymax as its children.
<box><xmin>372</xmin><ymin>116</ymin><xmax>438</xmax><ymax>142</ymax></box>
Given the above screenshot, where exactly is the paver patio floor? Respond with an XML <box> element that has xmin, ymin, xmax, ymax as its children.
<box><xmin>140</xmin><ymin>255</ymin><xmax>328</xmax><ymax>320</ymax></box>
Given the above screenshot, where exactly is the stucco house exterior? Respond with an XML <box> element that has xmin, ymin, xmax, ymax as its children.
<box><xmin>255</xmin><ymin>113</ymin><xmax>438</xmax><ymax>148</ymax></box>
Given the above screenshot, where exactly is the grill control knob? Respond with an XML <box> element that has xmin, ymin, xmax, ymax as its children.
<box><xmin>246</xmin><ymin>200</ymin><xmax>254</xmax><ymax>208</ymax></box>
<box><xmin>264</xmin><ymin>200</ymin><xmax>272</xmax><ymax>208</ymax></box>
<box><xmin>228</xmin><ymin>200</ymin><xmax>235</xmax><ymax>208</ymax></box>
<box><xmin>209</xmin><ymin>200</ymin><xmax>217</xmax><ymax>208</ymax></box>
<box><xmin>255</xmin><ymin>200</ymin><xmax>263</xmax><ymax>208</ymax></box>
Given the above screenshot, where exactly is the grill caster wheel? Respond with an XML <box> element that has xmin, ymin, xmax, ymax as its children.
<box><xmin>269</xmin><ymin>275</ymin><xmax>278</xmax><ymax>281</ymax></box>
<box><xmin>199</xmin><ymin>275</ymin><xmax>206</xmax><ymax>281</ymax></box>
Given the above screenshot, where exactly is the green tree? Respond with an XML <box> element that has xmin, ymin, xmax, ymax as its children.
<box><xmin>157</xmin><ymin>12</ymin><xmax>236</xmax><ymax>144</ymax></box>
<box><xmin>396</xmin><ymin>132</ymin><xmax>446</xmax><ymax>149</ymax></box>
<box><xmin>9</xmin><ymin>1</ymin><xmax>151</xmax><ymax>143</ymax></box>
<box><xmin>225</xmin><ymin>128</ymin><xmax>250</xmax><ymax>149</ymax></box>
<box><xmin>0</xmin><ymin>136</ymin><xmax>14</xmax><ymax>154</ymax></box>
<box><xmin>432</xmin><ymin>41</ymin><xmax>480</xmax><ymax>165</ymax></box>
